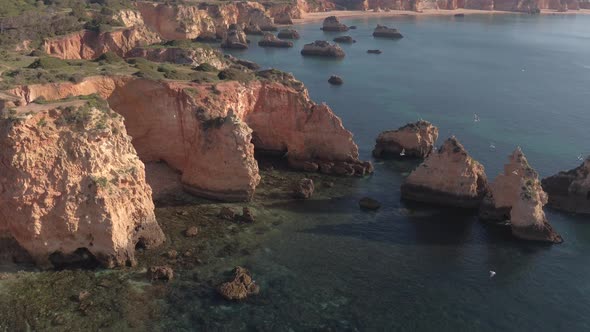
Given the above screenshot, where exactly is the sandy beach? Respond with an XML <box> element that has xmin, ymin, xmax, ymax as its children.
<box><xmin>293</xmin><ymin>8</ymin><xmax>590</xmax><ymax>24</ymax></box>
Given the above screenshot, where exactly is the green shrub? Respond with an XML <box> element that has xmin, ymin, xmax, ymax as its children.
<box><xmin>28</xmin><ymin>57</ymin><xmax>67</xmax><ymax>69</ymax></box>
<box><xmin>95</xmin><ymin>51</ymin><xmax>123</xmax><ymax>64</ymax></box>
<box><xmin>217</xmin><ymin>68</ymin><xmax>254</xmax><ymax>82</ymax></box>
<box><xmin>195</xmin><ymin>63</ymin><xmax>217</xmax><ymax>72</ymax></box>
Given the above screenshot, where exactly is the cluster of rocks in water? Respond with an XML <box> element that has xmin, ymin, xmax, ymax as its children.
<box><xmin>258</xmin><ymin>33</ymin><xmax>293</xmax><ymax>48</ymax></box>
<box><xmin>372</xmin><ymin>120</ymin><xmax>573</xmax><ymax>244</ymax></box>
<box><xmin>372</xmin><ymin>25</ymin><xmax>404</xmax><ymax>39</ymax></box>
<box><xmin>301</xmin><ymin>40</ymin><xmax>345</xmax><ymax>58</ymax></box>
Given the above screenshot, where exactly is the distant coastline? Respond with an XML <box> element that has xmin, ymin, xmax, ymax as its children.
<box><xmin>294</xmin><ymin>8</ymin><xmax>590</xmax><ymax>23</ymax></box>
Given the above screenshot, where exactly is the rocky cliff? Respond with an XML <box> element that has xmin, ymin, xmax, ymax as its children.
<box><xmin>126</xmin><ymin>46</ymin><xmax>226</xmax><ymax>68</ymax></box>
<box><xmin>542</xmin><ymin>156</ymin><xmax>590</xmax><ymax>215</ymax></box>
<box><xmin>373</xmin><ymin>120</ymin><xmax>438</xmax><ymax>158</ymax></box>
<box><xmin>0</xmin><ymin>98</ymin><xmax>165</xmax><ymax>268</ymax></box>
<box><xmin>401</xmin><ymin>136</ymin><xmax>488</xmax><ymax>208</ymax></box>
<box><xmin>6</xmin><ymin>73</ymin><xmax>367</xmax><ymax>201</ymax></box>
<box><xmin>480</xmin><ymin>148</ymin><xmax>562</xmax><ymax>243</ymax></box>
<box><xmin>43</xmin><ymin>27</ymin><xmax>161</xmax><ymax>60</ymax></box>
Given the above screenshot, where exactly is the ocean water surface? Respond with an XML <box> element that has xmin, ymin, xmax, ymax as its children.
<box><xmin>182</xmin><ymin>14</ymin><xmax>590</xmax><ymax>331</ymax></box>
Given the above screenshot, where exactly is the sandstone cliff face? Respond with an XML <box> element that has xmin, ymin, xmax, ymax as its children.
<box><xmin>135</xmin><ymin>1</ymin><xmax>275</xmax><ymax>41</ymax></box>
<box><xmin>43</xmin><ymin>27</ymin><xmax>161</xmax><ymax>60</ymax></box>
<box><xmin>373</xmin><ymin>120</ymin><xmax>438</xmax><ymax>158</ymax></box>
<box><xmin>0</xmin><ymin>99</ymin><xmax>165</xmax><ymax>268</ymax></box>
<box><xmin>542</xmin><ymin>156</ymin><xmax>590</xmax><ymax>215</ymax></box>
<box><xmin>317</xmin><ymin>0</ymin><xmax>579</xmax><ymax>11</ymax></box>
<box><xmin>6</xmin><ymin>74</ymin><xmax>367</xmax><ymax>200</ymax></box>
<box><xmin>479</xmin><ymin>148</ymin><xmax>562</xmax><ymax>243</ymax></box>
<box><xmin>401</xmin><ymin>136</ymin><xmax>488</xmax><ymax>208</ymax></box>
<box><xmin>126</xmin><ymin>46</ymin><xmax>227</xmax><ymax>68</ymax></box>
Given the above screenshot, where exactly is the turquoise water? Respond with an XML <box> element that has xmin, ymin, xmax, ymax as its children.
<box><xmin>205</xmin><ymin>14</ymin><xmax>590</xmax><ymax>331</ymax></box>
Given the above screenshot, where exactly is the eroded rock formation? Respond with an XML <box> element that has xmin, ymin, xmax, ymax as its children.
<box><xmin>6</xmin><ymin>73</ymin><xmax>368</xmax><ymax>201</ymax></box>
<box><xmin>218</xmin><ymin>266</ymin><xmax>260</xmax><ymax>301</ymax></box>
<box><xmin>373</xmin><ymin>25</ymin><xmax>403</xmax><ymax>39</ymax></box>
<box><xmin>278</xmin><ymin>29</ymin><xmax>300</xmax><ymax>39</ymax></box>
<box><xmin>373</xmin><ymin>120</ymin><xmax>438</xmax><ymax>158</ymax></box>
<box><xmin>301</xmin><ymin>41</ymin><xmax>346</xmax><ymax>58</ymax></box>
<box><xmin>479</xmin><ymin>148</ymin><xmax>562</xmax><ymax>243</ymax></box>
<box><xmin>126</xmin><ymin>46</ymin><xmax>226</xmax><ymax>68</ymax></box>
<box><xmin>542</xmin><ymin>156</ymin><xmax>590</xmax><ymax>215</ymax></box>
<box><xmin>43</xmin><ymin>27</ymin><xmax>161</xmax><ymax>60</ymax></box>
<box><xmin>258</xmin><ymin>33</ymin><xmax>294</xmax><ymax>48</ymax></box>
<box><xmin>333</xmin><ymin>36</ymin><xmax>356</xmax><ymax>43</ymax></box>
<box><xmin>401</xmin><ymin>136</ymin><xmax>488</xmax><ymax>208</ymax></box>
<box><xmin>0</xmin><ymin>98</ymin><xmax>165</xmax><ymax>268</ymax></box>
<box><xmin>221</xmin><ymin>24</ymin><xmax>249</xmax><ymax>49</ymax></box>
<box><xmin>321</xmin><ymin>16</ymin><xmax>349</xmax><ymax>31</ymax></box>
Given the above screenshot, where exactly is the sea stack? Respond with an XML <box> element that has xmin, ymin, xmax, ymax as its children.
<box><xmin>401</xmin><ymin>136</ymin><xmax>488</xmax><ymax>208</ymax></box>
<box><xmin>301</xmin><ymin>41</ymin><xmax>345</xmax><ymax>58</ymax></box>
<box><xmin>0</xmin><ymin>98</ymin><xmax>165</xmax><ymax>268</ymax></box>
<box><xmin>221</xmin><ymin>24</ymin><xmax>248</xmax><ymax>49</ymax></box>
<box><xmin>333</xmin><ymin>36</ymin><xmax>355</xmax><ymax>43</ymax></box>
<box><xmin>321</xmin><ymin>16</ymin><xmax>349</xmax><ymax>31</ymax></box>
<box><xmin>373</xmin><ymin>25</ymin><xmax>403</xmax><ymax>39</ymax></box>
<box><xmin>244</xmin><ymin>23</ymin><xmax>264</xmax><ymax>35</ymax></box>
<box><xmin>258</xmin><ymin>33</ymin><xmax>293</xmax><ymax>48</ymax></box>
<box><xmin>541</xmin><ymin>156</ymin><xmax>590</xmax><ymax>215</ymax></box>
<box><xmin>277</xmin><ymin>28</ymin><xmax>300</xmax><ymax>39</ymax></box>
<box><xmin>480</xmin><ymin>148</ymin><xmax>562</xmax><ymax>243</ymax></box>
<box><xmin>373</xmin><ymin>120</ymin><xmax>438</xmax><ymax>159</ymax></box>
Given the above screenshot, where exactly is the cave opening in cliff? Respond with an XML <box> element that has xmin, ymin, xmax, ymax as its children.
<box><xmin>0</xmin><ymin>234</ymin><xmax>34</xmax><ymax>268</ymax></box>
<box><xmin>49</xmin><ymin>248</ymin><xmax>101</xmax><ymax>270</ymax></box>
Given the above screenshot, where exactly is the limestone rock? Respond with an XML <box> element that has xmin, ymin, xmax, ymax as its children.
<box><xmin>258</xmin><ymin>33</ymin><xmax>294</xmax><ymax>48</ymax></box>
<box><xmin>373</xmin><ymin>120</ymin><xmax>439</xmax><ymax>159</ymax></box>
<box><xmin>274</xmin><ymin>13</ymin><xmax>294</xmax><ymax>25</ymax></box>
<box><xmin>244</xmin><ymin>24</ymin><xmax>264</xmax><ymax>35</ymax></box>
<box><xmin>0</xmin><ymin>99</ymin><xmax>164</xmax><ymax>268</ymax></box>
<box><xmin>373</xmin><ymin>25</ymin><xmax>403</xmax><ymax>39</ymax></box>
<box><xmin>542</xmin><ymin>156</ymin><xmax>590</xmax><ymax>215</ymax></box>
<box><xmin>148</xmin><ymin>266</ymin><xmax>174</xmax><ymax>281</ymax></box>
<box><xmin>184</xmin><ymin>226</ymin><xmax>199</xmax><ymax>237</ymax></box>
<box><xmin>126</xmin><ymin>46</ymin><xmax>226</xmax><ymax>68</ymax></box>
<box><xmin>241</xmin><ymin>207</ymin><xmax>255</xmax><ymax>223</ymax></box>
<box><xmin>480</xmin><ymin>148</ymin><xmax>562</xmax><ymax>243</ymax></box>
<box><xmin>301</xmin><ymin>40</ymin><xmax>345</xmax><ymax>58</ymax></box>
<box><xmin>277</xmin><ymin>29</ymin><xmax>300</xmax><ymax>39</ymax></box>
<box><xmin>333</xmin><ymin>35</ymin><xmax>356</xmax><ymax>43</ymax></box>
<box><xmin>328</xmin><ymin>75</ymin><xmax>344</xmax><ymax>85</ymax></box>
<box><xmin>218</xmin><ymin>266</ymin><xmax>260</xmax><ymax>301</ymax></box>
<box><xmin>321</xmin><ymin>16</ymin><xmax>349</xmax><ymax>31</ymax></box>
<box><xmin>221</xmin><ymin>25</ymin><xmax>248</xmax><ymax>49</ymax></box>
<box><xmin>401</xmin><ymin>136</ymin><xmax>488</xmax><ymax>208</ymax></box>
<box><xmin>43</xmin><ymin>26</ymin><xmax>161</xmax><ymax>60</ymax></box>
<box><xmin>293</xmin><ymin>178</ymin><xmax>315</xmax><ymax>199</ymax></box>
<box><xmin>219</xmin><ymin>207</ymin><xmax>237</xmax><ymax>220</ymax></box>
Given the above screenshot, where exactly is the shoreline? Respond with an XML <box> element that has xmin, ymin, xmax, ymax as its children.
<box><xmin>293</xmin><ymin>8</ymin><xmax>590</xmax><ymax>24</ymax></box>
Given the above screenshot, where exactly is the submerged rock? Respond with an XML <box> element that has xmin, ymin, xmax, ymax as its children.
<box><xmin>301</xmin><ymin>40</ymin><xmax>345</xmax><ymax>58</ymax></box>
<box><xmin>373</xmin><ymin>25</ymin><xmax>403</xmax><ymax>39</ymax></box>
<box><xmin>218</xmin><ymin>266</ymin><xmax>260</xmax><ymax>301</ymax></box>
<box><xmin>321</xmin><ymin>16</ymin><xmax>349</xmax><ymax>31</ymax></box>
<box><xmin>542</xmin><ymin>156</ymin><xmax>590</xmax><ymax>215</ymax></box>
<box><xmin>328</xmin><ymin>75</ymin><xmax>344</xmax><ymax>85</ymax></box>
<box><xmin>481</xmin><ymin>148</ymin><xmax>562</xmax><ymax>243</ymax></box>
<box><xmin>401</xmin><ymin>137</ymin><xmax>488</xmax><ymax>208</ymax></box>
<box><xmin>454</xmin><ymin>13</ymin><xmax>465</xmax><ymax>17</ymax></box>
<box><xmin>293</xmin><ymin>178</ymin><xmax>314</xmax><ymax>199</ymax></box>
<box><xmin>258</xmin><ymin>33</ymin><xmax>294</xmax><ymax>48</ymax></box>
<box><xmin>277</xmin><ymin>28</ymin><xmax>300</xmax><ymax>39</ymax></box>
<box><xmin>359</xmin><ymin>197</ymin><xmax>381</xmax><ymax>210</ymax></box>
<box><xmin>367</xmin><ymin>49</ymin><xmax>382</xmax><ymax>54</ymax></box>
<box><xmin>147</xmin><ymin>266</ymin><xmax>174</xmax><ymax>281</ymax></box>
<box><xmin>333</xmin><ymin>36</ymin><xmax>355</xmax><ymax>43</ymax></box>
<box><xmin>221</xmin><ymin>24</ymin><xmax>248</xmax><ymax>49</ymax></box>
<box><xmin>373</xmin><ymin>120</ymin><xmax>439</xmax><ymax>159</ymax></box>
